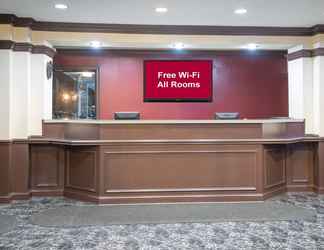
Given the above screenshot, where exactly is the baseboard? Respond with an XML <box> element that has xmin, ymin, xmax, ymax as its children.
<box><xmin>1</xmin><ymin>188</ymin><xmax>322</xmax><ymax>204</ymax></box>
<box><xmin>262</xmin><ymin>186</ymin><xmax>286</xmax><ymax>200</ymax></box>
<box><xmin>64</xmin><ymin>189</ymin><xmax>99</xmax><ymax>203</ymax></box>
<box><xmin>10</xmin><ymin>192</ymin><xmax>31</xmax><ymax>200</ymax></box>
<box><xmin>0</xmin><ymin>195</ymin><xmax>11</xmax><ymax>203</ymax></box>
<box><xmin>313</xmin><ymin>186</ymin><xmax>324</xmax><ymax>194</ymax></box>
<box><xmin>30</xmin><ymin>189</ymin><xmax>64</xmax><ymax>196</ymax></box>
<box><xmin>286</xmin><ymin>185</ymin><xmax>315</xmax><ymax>192</ymax></box>
<box><xmin>96</xmin><ymin>193</ymin><xmax>265</xmax><ymax>204</ymax></box>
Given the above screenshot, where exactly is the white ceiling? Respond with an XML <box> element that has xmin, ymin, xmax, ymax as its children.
<box><xmin>1</xmin><ymin>0</ymin><xmax>324</xmax><ymax>27</ymax></box>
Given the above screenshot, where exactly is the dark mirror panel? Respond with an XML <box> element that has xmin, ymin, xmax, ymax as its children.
<box><xmin>53</xmin><ymin>69</ymin><xmax>97</xmax><ymax>120</ymax></box>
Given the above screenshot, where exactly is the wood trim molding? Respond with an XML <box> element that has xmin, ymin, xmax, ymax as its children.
<box><xmin>1</xmin><ymin>13</ymin><xmax>324</xmax><ymax>36</ymax></box>
<box><xmin>0</xmin><ymin>40</ymin><xmax>14</xmax><ymax>49</ymax></box>
<box><xmin>287</xmin><ymin>50</ymin><xmax>313</xmax><ymax>61</ymax></box>
<box><xmin>13</xmin><ymin>42</ymin><xmax>33</xmax><ymax>52</ymax></box>
<box><xmin>288</xmin><ymin>48</ymin><xmax>324</xmax><ymax>61</ymax></box>
<box><xmin>312</xmin><ymin>48</ymin><xmax>324</xmax><ymax>57</ymax></box>
<box><xmin>31</xmin><ymin>22</ymin><xmax>313</xmax><ymax>36</ymax></box>
<box><xmin>55</xmin><ymin>48</ymin><xmax>287</xmax><ymax>57</ymax></box>
<box><xmin>0</xmin><ymin>14</ymin><xmax>34</xmax><ymax>27</ymax></box>
<box><xmin>0</xmin><ymin>40</ymin><xmax>56</xmax><ymax>58</ymax></box>
<box><xmin>32</xmin><ymin>45</ymin><xmax>56</xmax><ymax>58</ymax></box>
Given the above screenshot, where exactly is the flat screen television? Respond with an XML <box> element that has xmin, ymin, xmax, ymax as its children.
<box><xmin>144</xmin><ymin>60</ymin><xmax>213</xmax><ymax>102</ymax></box>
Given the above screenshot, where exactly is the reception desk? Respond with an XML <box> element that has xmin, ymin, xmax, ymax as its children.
<box><xmin>17</xmin><ymin>119</ymin><xmax>324</xmax><ymax>203</ymax></box>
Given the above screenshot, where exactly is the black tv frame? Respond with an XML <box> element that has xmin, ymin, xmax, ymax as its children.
<box><xmin>143</xmin><ymin>60</ymin><xmax>213</xmax><ymax>102</ymax></box>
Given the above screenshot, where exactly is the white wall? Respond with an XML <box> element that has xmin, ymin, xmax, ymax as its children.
<box><xmin>30</xmin><ymin>54</ymin><xmax>53</xmax><ymax>136</ymax></box>
<box><xmin>0</xmin><ymin>50</ymin><xmax>12</xmax><ymax>140</ymax></box>
<box><xmin>288</xmin><ymin>57</ymin><xmax>314</xmax><ymax>134</ymax></box>
<box><xmin>43</xmin><ymin>57</ymin><xmax>53</xmax><ymax>120</ymax></box>
<box><xmin>10</xmin><ymin>52</ymin><xmax>31</xmax><ymax>139</ymax></box>
<box><xmin>0</xmin><ymin>49</ymin><xmax>52</xmax><ymax>139</ymax></box>
<box><xmin>313</xmin><ymin>56</ymin><xmax>324</xmax><ymax>136</ymax></box>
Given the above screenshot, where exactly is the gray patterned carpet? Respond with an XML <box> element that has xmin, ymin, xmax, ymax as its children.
<box><xmin>0</xmin><ymin>215</ymin><xmax>17</xmax><ymax>235</ymax></box>
<box><xmin>0</xmin><ymin>193</ymin><xmax>323</xmax><ymax>249</ymax></box>
<box><xmin>30</xmin><ymin>202</ymin><xmax>315</xmax><ymax>227</ymax></box>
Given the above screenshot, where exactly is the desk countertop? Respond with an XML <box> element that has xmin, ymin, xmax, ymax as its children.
<box><xmin>43</xmin><ymin>119</ymin><xmax>304</xmax><ymax>125</ymax></box>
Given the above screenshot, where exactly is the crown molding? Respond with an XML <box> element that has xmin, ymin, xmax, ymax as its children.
<box><xmin>0</xmin><ymin>14</ymin><xmax>34</xmax><ymax>27</ymax></box>
<box><xmin>13</xmin><ymin>42</ymin><xmax>33</xmax><ymax>52</ymax></box>
<box><xmin>32</xmin><ymin>45</ymin><xmax>56</xmax><ymax>58</ymax></box>
<box><xmin>287</xmin><ymin>48</ymin><xmax>324</xmax><ymax>61</ymax></box>
<box><xmin>0</xmin><ymin>13</ymin><xmax>323</xmax><ymax>36</ymax></box>
<box><xmin>0</xmin><ymin>40</ymin><xmax>56</xmax><ymax>58</ymax></box>
<box><xmin>0</xmin><ymin>40</ymin><xmax>14</xmax><ymax>49</ymax></box>
<box><xmin>55</xmin><ymin>48</ymin><xmax>287</xmax><ymax>58</ymax></box>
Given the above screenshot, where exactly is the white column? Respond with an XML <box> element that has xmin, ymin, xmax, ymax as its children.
<box><xmin>288</xmin><ymin>49</ymin><xmax>314</xmax><ymax>134</ymax></box>
<box><xmin>10</xmin><ymin>52</ymin><xmax>31</xmax><ymax>139</ymax></box>
<box><xmin>313</xmin><ymin>56</ymin><xmax>324</xmax><ymax>136</ymax></box>
<box><xmin>43</xmin><ymin>58</ymin><xmax>53</xmax><ymax>121</ymax></box>
<box><xmin>29</xmin><ymin>54</ymin><xmax>53</xmax><ymax>136</ymax></box>
<box><xmin>0</xmin><ymin>50</ymin><xmax>12</xmax><ymax>140</ymax></box>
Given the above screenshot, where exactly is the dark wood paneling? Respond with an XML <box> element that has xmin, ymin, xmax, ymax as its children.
<box><xmin>65</xmin><ymin>124</ymin><xmax>99</xmax><ymax>140</ymax></box>
<box><xmin>42</xmin><ymin>122</ymin><xmax>65</xmax><ymax>138</ymax></box>
<box><xmin>262</xmin><ymin>122</ymin><xmax>305</xmax><ymax>138</ymax></box>
<box><xmin>99</xmin><ymin>124</ymin><xmax>263</xmax><ymax>140</ymax></box>
<box><xmin>263</xmin><ymin>145</ymin><xmax>286</xmax><ymax>189</ymax></box>
<box><xmin>66</xmin><ymin>147</ymin><xmax>98</xmax><ymax>193</ymax></box>
<box><xmin>314</xmin><ymin>141</ymin><xmax>324</xmax><ymax>193</ymax></box>
<box><xmin>0</xmin><ymin>142</ymin><xmax>11</xmax><ymax>202</ymax></box>
<box><xmin>10</xmin><ymin>142</ymin><xmax>29</xmax><ymax>196</ymax></box>
<box><xmin>30</xmin><ymin>145</ymin><xmax>64</xmax><ymax>192</ymax></box>
<box><xmin>101</xmin><ymin>144</ymin><xmax>260</xmax><ymax>198</ymax></box>
<box><xmin>286</xmin><ymin>143</ymin><xmax>314</xmax><ymax>191</ymax></box>
<box><xmin>286</xmin><ymin>122</ymin><xmax>306</xmax><ymax>137</ymax></box>
<box><xmin>42</xmin><ymin>121</ymin><xmax>305</xmax><ymax>141</ymax></box>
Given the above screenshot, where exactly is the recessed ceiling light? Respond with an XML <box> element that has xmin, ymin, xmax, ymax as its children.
<box><xmin>172</xmin><ymin>42</ymin><xmax>185</xmax><ymax>50</ymax></box>
<box><xmin>55</xmin><ymin>3</ymin><xmax>68</xmax><ymax>10</ymax></box>
<box><xmin>89</xmin><ymin>41</ymin><xmax>102</xmax><ymax>48</ymax></box>
<box><xmin>234</xmin><ymin>8</ymin><xmax>247</xmax><ymax>14</ymax></box>
<box><xmin>82</xmin><ymin>72</ymin><xmax>94</xmax><ymax>77</ymax></box>
<box><xmin>155</xmin><ymin>7</ymin><xmax>168</xmax><ymax>13</ymax></box>
<box><xmin>245</xmin><ymin>43</ymin><xmax>259</xmax><ymax>50</ymax></box>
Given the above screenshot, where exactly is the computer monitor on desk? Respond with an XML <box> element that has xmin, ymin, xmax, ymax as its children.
<box><xmin>114</xmin><ymin>112</ymin><xmax>140</xmax><ymax>120</ymax></box>
<box><xmin>215</xmin><ymin>112</ymin><xmax>240</xmax><ymax>120</ymax></box>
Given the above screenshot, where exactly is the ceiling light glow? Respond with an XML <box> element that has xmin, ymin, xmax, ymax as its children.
<box><xmin>172</xmin><ymin>42</ymin><xmax>185</xmax><ymax>50</ymax></box>
<box><xmin>245</xmin><ymin>43</ymin><xmax>259</xmax><ymax>50</ymax></box>
<box><xmin>55</xmin><ymin>3</ymin><xmax>68</xmax><ymax>9</ymax></box>
<box><xmin>89</xmin><ymin>41</ymin><xmax>102</xmax><ymax>48</ymax></box>
<box><xmin>234</xmin><ymin>8</ymin><xmax>247</xmax><ymax>14</ymax></box>
<box><xmin>82</xmin><ymin>72</ymin><xmax>94</xmax><ymax>77</ymax></box>
<box><xmin>155</xmin><ymin>7</ymin><xmax>168</xmax><ymax>13</ymax></box>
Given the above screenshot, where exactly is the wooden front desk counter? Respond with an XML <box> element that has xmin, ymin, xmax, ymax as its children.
<box><xmin>4</xmin><ymin>119</ymin><xmax>324</xmax><ymax>203</ymax></box>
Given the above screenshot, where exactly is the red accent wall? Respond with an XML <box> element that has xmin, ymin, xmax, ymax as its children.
<box><xmin>54</xmin><ymin>51</ymin><xmax>288</xmax><ymax>119</ymax></box>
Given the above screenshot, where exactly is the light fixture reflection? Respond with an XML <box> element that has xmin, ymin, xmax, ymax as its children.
<box><xmin>62</xmin><ymin>93</ymin><xmax>71</xmax><ymax>102</ymax></box>
<box><xmin>82</xmin><ymin>72</ymin><xmax>94</xmax><ymax>77</ymax></box>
